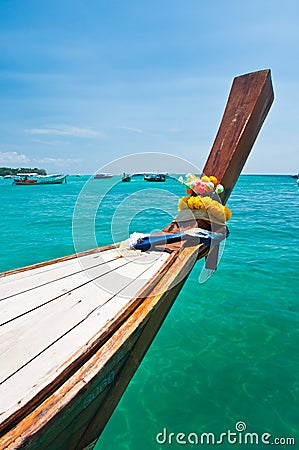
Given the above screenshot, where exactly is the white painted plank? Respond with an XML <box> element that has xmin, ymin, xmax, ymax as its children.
<box><xmin>0</xmin><ymin>248</ymin><xmax>118</xmax><ymax>299</ymax></box>
<box><xmin>0</xmin><ymin>250</ymin><xmax>165</xmax><ymax>324</ymax></box>
<box><xmin>0</xmin><ymin>256</ymin><xmax>135</xmax><ymax>325</ymax></box>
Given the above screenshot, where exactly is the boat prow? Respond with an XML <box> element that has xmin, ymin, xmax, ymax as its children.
<box><xmin>0</xmin><ymin>69</ymin><xmax>274</xmax><ymax>450</ymax></box>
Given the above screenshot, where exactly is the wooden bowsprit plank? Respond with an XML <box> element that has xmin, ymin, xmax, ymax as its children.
<box><xmin>203</xmin><ymin>69</ymin><xmax>274</xmax><ymax>204</ymax></box>
<box><xmin>164</xmin><ymin>70</ymin><xmax>274</xmax><ymax>269</ymax></box>
<box><xmin>203</xmin><ymin>69</ymin><xmax>274</xmax><ymax>269</ymax></box>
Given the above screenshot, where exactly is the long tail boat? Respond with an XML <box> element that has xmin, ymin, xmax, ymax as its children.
<box><xmin>0</xmin><ymin>69</ymin><xmax>274</xmax><ymax>450</ymax></box>
<box><xmin>13</xmin><ymin>174</ymin><xmax>68</xmax><ymax>185</ymax></box>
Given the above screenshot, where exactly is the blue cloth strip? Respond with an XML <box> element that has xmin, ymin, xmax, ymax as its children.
<box><xmin>132</xmin><ymin>228</ymin><xmax>229</xmax><ymax>251</ymax></box>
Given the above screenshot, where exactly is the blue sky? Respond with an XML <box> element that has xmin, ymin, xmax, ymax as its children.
<box><xmin>0</xmin><ymin>0</ymin><xmax>298</xmax><ymax>174</ymax></box>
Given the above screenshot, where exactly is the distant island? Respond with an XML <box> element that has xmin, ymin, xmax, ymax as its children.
<box><xmin>0</xmin><ymin>167</ymin><xmax>47</xmax><ymax>176</ymax></box>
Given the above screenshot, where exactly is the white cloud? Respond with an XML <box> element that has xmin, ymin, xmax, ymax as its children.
<box><xmin>24</xmin><ymin>125</ymin><xmax>101</xmax><ymax>138</ymax></box>
<box><xmin>33</xmin><ymin>157</ymin><xmax>82</xmax><ymax>167</ymax></box>
<box><xmin>117</xmin><ymin>126</ymin><xmax>144</xmax><ymax>134</ymax></box>
<box><xmin>31</xmin><ymin>139</ymin><xmax>62</xmax><ymax>146</ymax></box>
<box><xmin>0</xmin><ymin>151</ymin><xmax>30</xmax><ymax>164</ymax></box>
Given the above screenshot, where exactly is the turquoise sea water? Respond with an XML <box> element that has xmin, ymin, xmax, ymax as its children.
<box><xmin>0</xmin><ymin>175</ymin><xmax>298</xmax><ymax>449</ymax></box>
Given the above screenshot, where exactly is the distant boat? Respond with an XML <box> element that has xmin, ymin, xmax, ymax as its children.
<box><xmin>122</xmin><ymin>173</ymin><xmax>131</xmax><ymax>182</ymax></box>
<box><xmin>291</xmin><ymin>174</ymin><xmax>299</xmax><ymax>179</ymax></box>
<box><xmin>3</xmin><ymin>175</ymin><xmax>13</xmax><ymax>179</ymax></box>
<box><xmin>144</xmin><ymin>173</ymin><xmax>166</xmax><ymax>182</ymax></box>
<box><xmin>13</xmin><ymin>174</ymin><xmax>67</xmax><ymax>185</ymax></box>
<box><xmin>94</xmin><ymin>173</ymin><xmax>113</xmax><ymax>179</ymax></box>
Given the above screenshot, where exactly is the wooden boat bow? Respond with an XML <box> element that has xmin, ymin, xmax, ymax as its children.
<box><xmin>164</xmin><ymin>69</ymin><xmax>274</xmax><ymax>266</ymax></box>
<box><xmin>0</xmin><ymin>69</ymin><xmax>274</xmax><ymax>450</ymax></box>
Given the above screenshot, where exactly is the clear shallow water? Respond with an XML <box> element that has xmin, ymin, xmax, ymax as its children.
<box><xmin>0</xmin><ymin>175</ymin><xmax>298</xmax><ymax>449</ymax></box>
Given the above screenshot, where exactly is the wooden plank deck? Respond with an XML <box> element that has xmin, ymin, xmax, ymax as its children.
<box><xmin>0</xmin><ymin>248</ymin><xmax>171</xmax><ymax>426</ymax></box>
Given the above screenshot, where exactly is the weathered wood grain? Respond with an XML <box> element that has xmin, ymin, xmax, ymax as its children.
<box><xmin>203</xmin><ymin>69</ymin><xmax>274</xmax><ymax>204</ymax></box>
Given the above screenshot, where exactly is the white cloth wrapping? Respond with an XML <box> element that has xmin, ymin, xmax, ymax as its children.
<box><xmin>115</xmin><ymin>232</ymin><xmax>147</xmax><ymax>258</ymax></box>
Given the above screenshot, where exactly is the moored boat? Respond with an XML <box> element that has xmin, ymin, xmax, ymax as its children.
<box><xmin>94</xmin><ymin>173</ymin><xmax>113</xmax><ymax>179</ymax></box>
<box><xmin>0</xmin><ymin>69</ymin><xmax>274</xmax><ymax>450</ymax></box>
<box><xmin>144</xmin><ymin>173</ymin><xmax>166</xmax><ymax>182</ymax></box>
<box><xmin>13</xmin><ymin>174</ymin><xmax>67</xmax><ymax>185</ymax></box>
<box><xmin>121</xmin><ymin>173</ymin><xmax>131</xmax><ymax>182</ymax></box>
